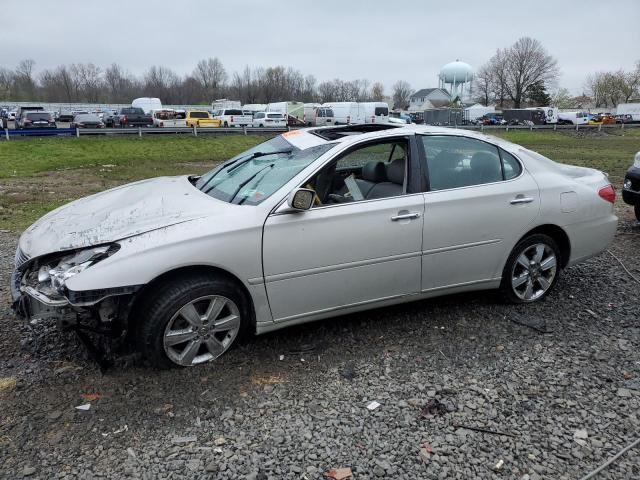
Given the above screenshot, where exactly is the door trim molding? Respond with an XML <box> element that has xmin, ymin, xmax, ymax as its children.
<box><xmin>422</xmin><ymin>238</ymin><xmax>501</xmax><ymax>256</ymax></box>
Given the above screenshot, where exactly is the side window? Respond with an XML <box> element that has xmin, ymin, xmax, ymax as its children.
<box><xmin>500</xmin><ymin>149</ymin><xmax>522</xmax><ymax>180</ymax></box>
<box><xmin>307</xmin><ymin>139</ymin><xmax>408</xmax><ymax>206</ymax></box>
<box><xmin>422</xmin><ymin>136</ymin><xmax>503</xmax><ymax>191</ymax></box>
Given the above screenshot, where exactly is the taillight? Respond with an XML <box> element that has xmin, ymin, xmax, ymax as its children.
<box><xmin>159</xmin><ymin>121</ymin><xmax>164</xmax><ymax>127</ymax></box>
<box><xmin>598</xmin><ymin>185</ymin><xmax>616</xmax><ymax>204</ymax></box>
<box><xmin>123</xmin><ymin>115</ymin><xmax>128</xmax><ymax>123</ymax></box>
<box><xmin>371</xmin><ymin>116</ymin><xmax>375</xmax><ymax>123</ymax></box>
<box><xmin>347</xmin><ymin>115</ymin><xmax>350</xmax><ymax>123</ymax></box>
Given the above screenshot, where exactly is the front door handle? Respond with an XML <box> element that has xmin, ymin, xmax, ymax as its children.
<box><xmin>510</xmin><ymin>196</ymin><xmax>534</xmax><ymax>205</ymax></box>
<box><xmin>391</xmin><ymin>212</ymin><xmax>421</xmax><ymax>221</ymax></box>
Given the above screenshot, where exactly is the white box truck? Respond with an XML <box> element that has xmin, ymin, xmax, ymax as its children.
<box><xmin>616</xmin><ymin>103</ymin><xmax>640</xmax><ymax>121</ymax></box>
<box><xmin>266</xmin><ymin>102</ymin><xmax>305</xmax><ymax>125</ymax></box>
<box><xmin>359</xmin><ymin>102</ymin><xmax>389</xmax><ymax>123</ymax></box>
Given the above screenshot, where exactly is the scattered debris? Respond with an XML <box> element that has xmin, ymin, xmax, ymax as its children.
<box><xmin>0</xmin><ymin>377</ymin><xmax>17</xmax><ymax>393</ymax></box>
<box><xmin>172</xmin><ymin>435</ymin><xmax>197</xmax><ymax>444</ymax></box>
<box><xmin>74</xmin><ymin>403</ymin><xmax>91</xmax><ymax>411</ymax></box>
<box><xmin>214</xmin><ymin>436</ymin><xmax>226</xmax><ymax>446</ymax></box>
<box><xmin>126</xmin><ymin>447</ymin><xmax>136</xmax><ymax>459</ymax></box>
<box><xmin>418</xmin><ymin>399</ymin><xmax>449</xmax><ymax>419</ymax></box>
<box><xmin>493</xmin><ymin>459</ymin><xmax>504</xmax><ymax>470</ymax></box>
<box><xmin>250</xmin><ymin>374</ymin><xmax>287</xmax><ymax>386</ymax></box>
<box><xmin>453</xmin><ymin>424</ymin><xmax>515</xmax><ymax>437</ymax></box>
<box><xmin>510</xmin><ymin>315</ymin><xmax>551</xmax><ymax>334</ymax></box>
<box><xmin>195</xmin><ymin>416</ymin><xmax>201</xmax><ymax>427</ymax></box>
<box><xmin>113</xmin><ymin>425</ymin><xmax>128</xmax><ymax>434</ymax></box>
<box><xmin>81</xmin><ymin>393</ymin><xmax>102</xmax><ymax>402</ymax></box>
<box><xmin>366</xmin><ymin>401</ymin><xmax>381</xmax><ymax>411</ymax></box>
<box><xmin>324</xmin><ymin>467</ymin><xmax>352</xmax><ymax>480</ymax></box>
<box><xmin>607</xmin><ymin>249</ymin><xmax>640</xmax><ymax>284</ymax></box>
<box><xmin>154</xmin><ymin>403</ymin><xmax>174</xmax><ymax>415</ymax></box>
<box><xmin>279</xmin><ymin>354</ymin><xmax>285</xmax><ymax>361</ymax></box>
<box><xmin>419</xmin><ymin>442</ymin><xmax>434</xmax><ymax>462</ymax></box>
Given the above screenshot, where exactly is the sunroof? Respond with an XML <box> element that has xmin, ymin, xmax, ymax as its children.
<box><xmin>311</xmin><ymin>123</ymin><xmax>400</xmax><ymax>140</ymax></box>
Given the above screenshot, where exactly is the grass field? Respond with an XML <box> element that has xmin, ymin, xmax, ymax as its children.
<box><xmin>0</xmin><ymin>129</ymin><xmax>638</xmax><ymax>232</ymax></box>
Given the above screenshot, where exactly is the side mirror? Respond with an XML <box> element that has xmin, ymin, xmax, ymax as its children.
<box><xmin>287</xmin><ymin>188</ymin><xmax>315</xmax><ymax>211</ymax></box>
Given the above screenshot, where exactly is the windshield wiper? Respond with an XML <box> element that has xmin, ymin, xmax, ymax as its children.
<box><xmin>199</xmin><ymin>149</ymin><xmax>292</xmax><ymax>194</ymax></box>
<box><xmin>228</xmin><ymin>163</ymin><xmax>275</xmax><ymax>204</ymax></box>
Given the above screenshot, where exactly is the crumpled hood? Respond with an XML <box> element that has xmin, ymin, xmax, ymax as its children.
<box><xmin>20</xmin><ymin>176</ymin><xmax>219</xmax><ymax>258</ymax></box>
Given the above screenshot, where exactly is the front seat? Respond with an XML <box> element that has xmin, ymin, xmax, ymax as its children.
<box><xmin>355</xmin><ymin>161</ymin><xmax>387</xmax><ymax>198</ymax></box>
<box><xmin>366</xmin><ymin>158</ymin><xmax>405</xmax><ymax>199</ymax></box>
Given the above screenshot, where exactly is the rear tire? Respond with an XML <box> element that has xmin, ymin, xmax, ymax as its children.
<box><xmin>136</xmin><ymin>273</ymin><xmax>250</xmax><ymax>369</ymax></box>
<box><xmin>499</xmin><ymin>234</ymin><xmax>561</xmax><ymax>304</ymax></box>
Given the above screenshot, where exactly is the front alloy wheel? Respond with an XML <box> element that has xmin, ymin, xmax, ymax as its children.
<box><xmin>164</xmin><ymin>295</ymin><xmax>241</xmax><ymax>366</ymax></box>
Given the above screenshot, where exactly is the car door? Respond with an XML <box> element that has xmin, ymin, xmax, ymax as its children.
<box><xmin>262</xmin><ymin>136</ymin><xmax>425</xmax><ymax>323</ymax></box>
<box><xmin>418</xmin><ymin>134</ymin><xmax>540</xmax><ymax>291</ymax></box>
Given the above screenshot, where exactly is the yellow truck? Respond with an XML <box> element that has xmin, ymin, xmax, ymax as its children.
<box><xmin>185</xmin><ymin>110</ymin><xmax>221</xmax><ymax>128</ymax></box>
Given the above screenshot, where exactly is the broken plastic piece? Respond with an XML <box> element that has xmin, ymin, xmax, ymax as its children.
<box><xmin>366</xmin><ymin>401</ymin><xmax>381</xmax><ymax>410</ymax></box>
<box><xmin>324</xmin><ymin>467</ymin><xmax>352</xmax><ymax>479</ymax></box>
<box><xmin>75</xmin><ymin>403</ymin><xmax>91</xmax><ymax>411</ymax></box>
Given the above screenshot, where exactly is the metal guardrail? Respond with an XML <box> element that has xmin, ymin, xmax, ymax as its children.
<box><xmin>1</xmin><ymin>125</ymin><xmax>289</xmax><ymax>140</ymax></box>
<box><xmin>1</xmin><ymin>122</ymin><xmax>639</xmax><ymax>140</ymax></box>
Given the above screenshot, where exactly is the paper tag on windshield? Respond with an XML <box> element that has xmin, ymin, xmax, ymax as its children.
<box><xmin>344</xmin><ymin>174</ymin><xmax>364</xmax><ymax>201</ymax></box>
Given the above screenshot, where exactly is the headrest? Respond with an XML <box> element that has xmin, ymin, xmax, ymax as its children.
<box><xmin>470</xmin><ymin>151</ymin><xmax>500</xmax><ymax>170</ymax></box>
<box><xmin>362</xmin><ymin>161</ymin><xmax>387</xmax><ymax>182</ymax></box>
<box><xmin>386</xmin><ymin>159</ymin><xmax>405</xmax><ymax>185</ymax></box>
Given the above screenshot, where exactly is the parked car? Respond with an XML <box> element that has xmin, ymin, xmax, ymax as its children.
<box><xmin>186</xmin><ymin>110</ymin><xmax>221</xmax><ymax>128</ymax></box>
<box><xmin>16</xmin><ymin>111</ymin><xmax>56</xmax><ymax>129</ymax></box>
<box><xmin>251</xmin><ymin>112</ymin><xmax>286</xmax><ymax>128</ymax></box>
<box><xmin>152</xmin><ymin>109</ymin><xmax>187</xmax><ymax>128</ymax></box>
<box><xmin>101</xmin><ymin>109</ymin><xmax>119</xmax><ymax>127</ymax></box>
<box><xmin>11</xmin><ymin>124</ymin><xmax>618</xmax><ymax>368</ymax></box>
<box><xmin>212</xmin><ymin>108</ymin><xmax>252</xmax><ymax>127</ymax></box>
<box><xmin>117</xmin><ymin>107</ymin><xmax>152</xmax><ymax>128</ymax></box>
<box><xmin>477</xmin><ymin>113</ymin><xmax>506</xmax><ymax>126</ymax></box>
<box><xmin>616</xmin><ymin>114</ymin><xmax>634</xmax><ymax>124</ymax></box>
<box><xmin>71</xmin><ymin>113</ymin><xmax>104</xmax><ymax>129</ymax></box>
<box><xmin>588</xmin><ymin>114</ymin><xmax>616</xmax><ymax>125</ymax></box>
<box><xmin>14</xmin><ymin>106</ymin><xmax>45</xmax><ymax>129</ymax></box>
<box><xmin>56</xmin><ymin>111</ymin><xmax>75</xmax><ymax>122</ymax></box>
<box><xmin>266</xmin><ymin>102</ymin><xmax>305</xmax><ymax>126</ymax></box>
<box><xmin>622</xmin><ymin>151</ymin><xmax>640</xmax><ymax>221</ymax></box>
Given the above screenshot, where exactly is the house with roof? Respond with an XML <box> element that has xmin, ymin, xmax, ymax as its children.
<box><xmin>408</xmin><ymin>88</ymin><xmax>451</xmax><ymax>112</ymax></box>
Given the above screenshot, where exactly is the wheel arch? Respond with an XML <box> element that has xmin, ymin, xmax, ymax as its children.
<box><xmin>516</xmin><ymin>224</ymin><xmax>571</xmax><ymax>268</ymax></box>
<box><xmin>127</xmin><ymin>265</ymin><xmax>256</xmax><ymax>331</ymax></box>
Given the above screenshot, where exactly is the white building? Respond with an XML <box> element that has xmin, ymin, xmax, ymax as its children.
<box><xmin>408</xmin><ymin>88</ymin><xmax>451</xmax><ymax>112</ymax></box>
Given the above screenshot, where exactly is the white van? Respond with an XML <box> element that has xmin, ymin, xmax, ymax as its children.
<box><xmin>360</xmin><ymin>102</ymin><xmax>389</xmax><ymax>124</ymax></box>
<box><xmin>132</xmin><ymin>97</ymin><xmax>162</xmax><ymax>115</ymax></box>
<box><xmin>266</xmin><ymin>102</ymin><xmax>305</xmax><ymax>124</ymax></box>
<box><xmin>558</xmin><ymin>111</ymin><xmax>589</xmax><ymax>125</ymax></box>
<box><xmin>324</xmin><ymin>102</ymin><xmax>361</xmax><ymax>124</ymax></box>
<box><xmin>303</xmin><ymin>103</ymin><xmax>320</xmax><ymax>126</ymax></box>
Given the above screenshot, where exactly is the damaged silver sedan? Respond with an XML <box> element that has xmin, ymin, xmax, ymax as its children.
<box><xmin>12</xmin><ymin>124</ymin><xmax>618</xmax><ymax>368</ymax></box>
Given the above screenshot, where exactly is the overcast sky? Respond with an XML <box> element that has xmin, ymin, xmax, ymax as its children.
<box><xmin>1</xmin><ymin>0</ymin><xmax>638</xmax><ymax>95</ymax></box>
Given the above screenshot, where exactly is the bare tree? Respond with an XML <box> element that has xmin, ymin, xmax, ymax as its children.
<box><xmin>472</xmin><ymin>64</ymin><xmax>494</xmax><ymax>106</ymax></box>
<box><xmin>193</xmin><ymin>57</ymin><xmax>227</xmax><ymax>101</ymax></box>
<box><xmin>144</xmin><ymin>65</ymin><xmax>180</xmax><ymax>103</ymax></box>
<box><xmin>550</xmin><ymin>87</ymin><xmax>573</xmax><ymax>108</ymax></box>
<box><xmin>502</xmin><ymin>37</ymin><xmax>559</xmax><ymax>108</ymax></box>
<box><xmin>371</xmin><ymin>82</ymin><xmax>385</xmax><ymax>101</ymax></box>
<box><xmin>391</xmin><ymin>80</ymin><xmax>412</xmax><ymax>109</ymax></box>
<box><xmin>14</xmin><ymin>59</ymin><xmax>37</xmax><ymax>99</ymax></box>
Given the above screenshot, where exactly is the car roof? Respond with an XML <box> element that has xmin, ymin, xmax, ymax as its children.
<box><xmin>286</xmin><ymin>123</ymin><xmax>519</xmax><ymax>152</ymax></box>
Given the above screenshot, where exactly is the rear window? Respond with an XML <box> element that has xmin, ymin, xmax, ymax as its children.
<box><xmin>225</xmin><ymin>109</ymin><xmax>243</xmax><ymax>115</ymax></box>
<box><xmin>375</xmin><ymin>107</ymin><xmax>389</xmax><ymax>116</ymax></box>
<box><xmin>267</xmin><ymin>114</ymin><xmax>283</xmax><ymax>119</ymax></box>
<box><xmin>121</xmin><ymin>108</ymin><xmax>144</xmax><ymax>115</ymax></box>
<box><xmin>325</xmin><ymin>109</ymin><xmax>334</xmax><ymax>117</ymax></box>
<box><xmin>190</xmin><ymin>111</ymin><xmax>209</xmax><ymax>119</ymax></box>
<box><xmin>26</xmin><ymin>112</ymin><xmax>52</xmax><ymax>121</ymax></box>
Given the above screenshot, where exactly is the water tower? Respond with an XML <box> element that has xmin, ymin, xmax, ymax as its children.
<box><xmin>438</xmin><ymin>60</ymin><xmax>474</xmax><ymax>102</ymax></box>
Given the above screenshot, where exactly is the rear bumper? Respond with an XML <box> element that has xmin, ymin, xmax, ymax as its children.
<box><xmin>565</xmin><ymin>213</ymin><xmax>618</xmax><ymax>267</ymax></box>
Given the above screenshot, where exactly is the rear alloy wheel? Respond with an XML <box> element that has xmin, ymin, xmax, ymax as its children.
<box><xmin>500</xmin><ymin>234</ymin><xmax>560</xmax><ymax>303</ymax></box>
<box><xmin>137</xmin><ymin>274</ymin><xmax>248</xmax><ymax>368</ymax></box>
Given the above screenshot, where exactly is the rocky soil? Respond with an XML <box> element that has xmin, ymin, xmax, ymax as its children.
<box><xmin>0</xmin><ymin>208</ymin><xmax>638</xmax><ymax>480</ymax></box>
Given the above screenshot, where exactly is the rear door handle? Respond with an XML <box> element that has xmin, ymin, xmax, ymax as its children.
<box><xmin>391</xmin><ymin>212</ymin><xmax>421</xmax><ymax>221</ymax></box>
<box><xmin>510</xmin><ymin>196</ymin><xmax>534</xmax><ymax>205</ymax></box>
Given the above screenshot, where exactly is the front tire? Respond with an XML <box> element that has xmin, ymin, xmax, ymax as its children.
<box><xmin>499</xmin><ymin>234</ymin><xmax>560</xmax><ymax>303</ymax></box>
<box><xmin>137</xmin><ymin>274</ymin><xmax>249</xmax><ymax>368</ymax></box>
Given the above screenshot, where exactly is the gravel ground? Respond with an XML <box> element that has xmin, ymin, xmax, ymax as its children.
<box><xmin>0</xmin><ymin>208</ymin><xmax>638</xmax><ymax>480</ymax></box>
